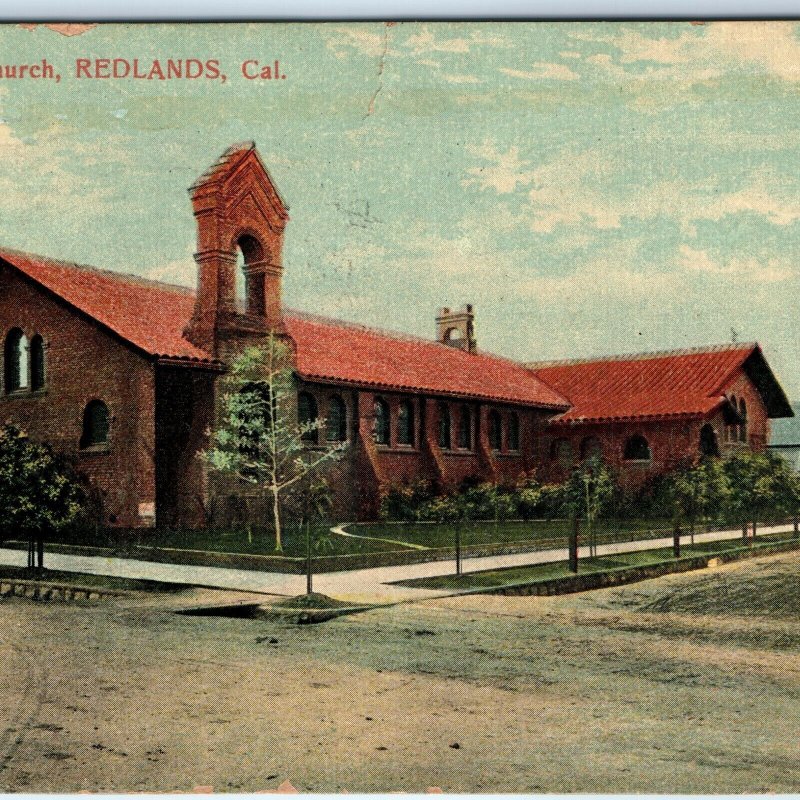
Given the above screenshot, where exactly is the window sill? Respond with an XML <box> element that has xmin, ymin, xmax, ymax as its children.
<box><xmin>622</xmin><ymin>458</ymin><xmax>652</xmax><ymax>466</ymax></box>
<box><xmin>441</xmin><ymin>448</ymin><xmax>475</xmax><ymax>456</ymax></box>
<box><xmin>79</xmin><ymin>444</ymin><xmax>111</xmax><ymax>456</ymax></box>
<box><xmin>375</xmin><ymin>445</ymin><xmax>419</xmax><ymax>454</ymax></box>
<box><xmin>2</xmin><ymin>389</ymin><xmax>41</xmax><ymax>400</ymax></box>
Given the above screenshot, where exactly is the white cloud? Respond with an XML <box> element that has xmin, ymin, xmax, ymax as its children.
<box><xmin>464</xmin><ymin>140</ymin><xmax>800</xmax><ymax>234</ymax></box>
<box><xmin>441</xmin><ymin>73</ymin><xmax>482</xmax><ymax>84</ymax></box>
<box><xmin>499</xmin><ymin>63</ymin><xmax>580</xmax><ymax>81</ymax></box>
<box><xmin>325</xmin><ymin>25</ymin><xmax>396</xmax><ymax>59</ymax></box>
<box><xmin>678</xmin><ymin>245</ymin><xmax>796</xmax><ymax>283</ymax></box>
<box><xmin>463</xmin><ymin>142</ymin><xmax>534</xmax><ymax>194</ymax></box>
<box><xmin>0</xmin><ymin>123</ymin><xmax>118</xmax><ymax>215</ymax></box>
<box><xmin>402</xmin><ymin>25</ymin><xmax>512</xmax><ymax>55</ymax></box>
<box><xmin>144</xmin><ymin>255</ymin><xmax>197</xmax><ymax>287</ymax></box>
<box><xmin>575</xmin><ymin>22</ymin><xmax>800</xmax><ymax>83</ymax></box>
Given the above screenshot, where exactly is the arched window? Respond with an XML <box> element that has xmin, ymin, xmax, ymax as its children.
<box><xmin>80</xmin><ymin>400</ymin><xmax>109</xmax><ymax>448</ymax></box>
<box><xmin>4</xmin><ymin>328</ymin><xmax>28</xmax><ymax>393</ymax></box>
<box><xmin>550</xmin><ymin>438</ymin><xmax>573</xmax><ymax>468</ymax></box>
<box><xmin>235</xmin><ymin>234</ymin><xmax>266</xmax><ymax>316</ymax></box>
<box><xmin>438</xmin><ymin>403</ymin><xmax>451</xmax><ymax>449</ymax></box>
<box><xmin>397</xmin><ymin>400</ymin><xmax>415</xmax><ymax>446</ymax></box>
<box><xmin>728</xmin><ymin>395</ymin><xmax>738</xmax><ymax>442</ymax></box>
<box><xmin>507</xmin><ymin>412</ymin><xmax>520</xmax><ymax>452</ymax></box>
<box><xmin>326</xmin><ymin>395</ymin><xmax>347</xmax><ymax>442</ymax></box>
<box><xmin>488</xmin><ymin>410</ymin><xmax>502</xmax><ymax>451</ymax></box>
<box><xmin>699</xmin><ymin>423</ymin><xmax>719</xmax><ymax>457</ymax></box>
<box><xmin>30</xmin><ymin>335</ymin><xmax>45</xmax><ymax>391</ymax></box>
<box><xmin>373</xmin><ymin>398</ymin><xmax>390</xmax><ymax>445</ymax></box>
<box><xmin>235</xmin><ymin>382</ymin><xmax>273</xmax><ymax>476</ymax></box>
<box><xmin>739</xmin><ymin>398</ymin><xmax>747</xmax><ymax>443</ymax></box>
<box><xmin>298</xmin><ymin>391</ymin><xmax>318</xmax><ymax>443</ymax></box>
<box><xmin>444</xmin><ymin>327</ymin><xmax>462</xmax><ymax>342</ymax></box>
<box><xmin>580</xmin><ymin>436</ymin><xmax>602</xmax><ymax>460</ymax></box>
<box><xmin>458</xmin><ymin>405</ymin><xmax>472</xmax><ymax>450</ymax></box>
<box><xmin>623</xmin><ymin>435</ymin><xmax>651</xmax><ymax>461</ymax></box>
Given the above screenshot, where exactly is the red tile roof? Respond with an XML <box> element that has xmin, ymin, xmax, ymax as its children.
<box><xmin>0</xmin><ymin>249</ymin><xmax>213</xmax><ymax>364</ymax></box>
<box><xmin>285</xmin><ymin>312</ymin><xmax>570</xmax><ymax>408</ymax></box>
<box><xmin>530</xmin><ymin>344</ymin><xmax>792</xmax><ymax>423</ymax></box>
<box><xmin>0</xmin><ymin>249</ymin><xmax>569</xmax><ymax>408</ymax></box>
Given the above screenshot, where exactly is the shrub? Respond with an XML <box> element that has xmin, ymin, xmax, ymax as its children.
<box><xmin>379</xmin><ymin>479</ymin><xmax>436</xmax><ymax>521</ymax></box>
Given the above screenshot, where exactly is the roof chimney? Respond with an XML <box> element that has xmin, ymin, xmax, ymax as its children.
<box><xmin>436</xmin><ymin>304</ymin><xmax>476</xmax><ymax>353</ymax></box>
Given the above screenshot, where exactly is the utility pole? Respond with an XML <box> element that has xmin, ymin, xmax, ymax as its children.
<box><xmin>569</xmin><ymin>517</ymin><xmax>579</xmax><ymax>573</ymax></box>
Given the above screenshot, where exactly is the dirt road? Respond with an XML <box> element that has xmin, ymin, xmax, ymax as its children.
<box><xmin>0</xmin><ymin>552</ymin><xmax>798</xmax><ymax>792</ymax></box>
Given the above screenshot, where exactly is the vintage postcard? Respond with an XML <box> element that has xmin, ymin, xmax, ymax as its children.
<box><xmin>0</xmin><ymin>20</ymin><xmax>798</xmax><ymax>794</ymax></box>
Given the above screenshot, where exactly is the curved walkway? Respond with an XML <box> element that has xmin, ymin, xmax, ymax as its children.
<box><xmin>0</xmin><ymin>523</ymin><xmax>794</xmax><ymax>605</ymax></box>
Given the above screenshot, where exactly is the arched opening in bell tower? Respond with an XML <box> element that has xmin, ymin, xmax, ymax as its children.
<box><xmin>235</xmin><ymin>234</ymin><xmax>266</xmax><ymax>316</ymax></box>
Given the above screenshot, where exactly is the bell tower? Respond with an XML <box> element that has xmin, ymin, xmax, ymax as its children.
<box><xmin>184</xmin><ymin>142</ymin><xmax>289</xmax><ymax>356</ymax></box>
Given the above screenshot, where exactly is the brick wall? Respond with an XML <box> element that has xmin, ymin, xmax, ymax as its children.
<box><xmin>0</xmin><ymin>266</ymin><xmax>157</xmax><ymax>527</ymax></box>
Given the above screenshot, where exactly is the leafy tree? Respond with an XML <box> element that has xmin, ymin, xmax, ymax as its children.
<box><xmin>662</xmin><ymin>458</ymin><xmax>731</xmax><ymax>543</ymax></box>
<box><xmin>202</xmin><ymin>336</ymin><xmax>346</xmax><ymax>552</ymax></box>
<box><xmin>0</xmin><ymin>425</ymin><xmax>85</xmax><ymax>568</ymax></box>
<box><xmin>723</xmin><ymin>450</ymin><xmax>800</xmax><ymax>536</ymax></box>
<box><xmin>562</xmin><ymin>456</ymin><xmax>615</xmax><ymax>557</ymax></box>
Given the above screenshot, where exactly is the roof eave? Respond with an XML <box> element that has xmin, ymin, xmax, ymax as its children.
<box><xmin>295</xmin><ymin>371</ymin><xmax>570</xmax><ymax>411</ymax></box>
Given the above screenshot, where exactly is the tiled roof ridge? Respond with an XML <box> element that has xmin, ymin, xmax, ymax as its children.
<box><xmin>188</xmin><ymin>141</ymin><xmax>255</xmax><ymax>190</ymax></box>
<box><xmin>1</xmin><ymin>249</ymin><xmax>549</xmax><ymax>369</ymax></box>
<box><xmin>527</xmin><ymin>342</ymin><xmax>757</xmax><ymax>370</ymax></box>
<box><xmin>284</xmin><ymin>307</ymin><xmax>502</xmax><ymax>356</ymax></box>
<box><xmin>0</xmin><ymin>246</ymin><xmax>196</xmax><ymax>297</ymax></box>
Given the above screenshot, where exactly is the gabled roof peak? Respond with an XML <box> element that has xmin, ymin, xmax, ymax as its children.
<box><xmin>189</xmin><ymin>141</ymin><xmax>289</xmax><ymax>217</ymax></box>
<box><xmin>189</xmin><ymin>141</ymin><xmax>256</xmax><ymax>192</ymax></box>
<box><xmin>526</xmin><ymin>342</ymin><xmax>757</xmax><ymax>370</ymax></box>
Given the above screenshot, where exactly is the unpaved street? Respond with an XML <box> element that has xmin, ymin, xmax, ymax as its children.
<box><xmin>0</xmin><ymin>552</ymin><xmax>799</xmax><ymax>793</ymax></box>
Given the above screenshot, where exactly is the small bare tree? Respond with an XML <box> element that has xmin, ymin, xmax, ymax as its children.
<box><xmin>202</xmin><ymin>334</ymin><xmax>345</xmax><ymax>552</ymax></box>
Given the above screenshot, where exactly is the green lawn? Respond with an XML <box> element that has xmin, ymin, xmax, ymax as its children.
<box><xmin>394</xmin><ymin>532</ymin><xmax>800</xmax><ymax>591</ymax></box>
<box><xmin>41</xmin><ymin>524</ymin><xmax>411</xmax><ymax>559</ymax></box>
<box><xmin>351</xmin><ymin>518</ymin><xmax>691</xmax><ymax>551</ymax></box>
<box><xmin>35</xmin><ymin>516</ymin><xmax>794</xmax><ymax>563</ymax></box>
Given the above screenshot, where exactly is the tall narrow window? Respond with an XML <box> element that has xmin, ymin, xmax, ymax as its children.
<box><xmin>30</xmin><ymin>335</ymin><xmax>45</xmax><ymax>391</ymax></box>
<box><xmin>488</xmin><ymin>410</ymin><xmax>502</xmax><ymax>451</ymax></box>
<box><xmin>580</xmin><ymin>436</ymin><xmax>601</xmax><ymax>460</ymax></box>
<box><xmin>374</xmin><ymin>398</ymin><xmax>390</xmax><ymax>445</ymax></box>
<box><xmin>458</xmin><ymin>405</ymin><xmax>472</xmax><ymax>450</ymax></box>
<box><xmin>397</xmin><ymin>400</ymin><xmax>414</xmax><ymax>446</ymax></box>
<box><xmin>507</xmin><ymin>412</ymin><xmax>520</xmax><ymax>452</ymax></box>
<box><xmin>4</xmin><ymin>329</ymin><xmax>28</xmax><ymax>393</ymax></box>
<box><xmin>699</xmin><ymin>424</ymin><xmax>719</xmax><ymax>457</ymax></box>
<box><xmin>326</xmin><ymin>395</ymin><xmax>347</xmax><ymax>442</ymax></box>
<box><xmin>623</xmin><ymin>435</ymin><xmax>651</xmax><ymax>461</ymax></box>
<box><xmin>438</xmin><ymin>403</ymin><xmax>451</xmax><ymax>449</ymax></box>
<box><xmin>728</xmin><ymin>395</ymin><xmax>738</xmax><ymax>442</ymax></box>
<box><xmin>80</xmin><ymin>400</ymin><xmax>110</xmax><ymax>448</ymax></box>
<box><xmin>739</xmin><ymin>398</ymin><xmax>748</xmax><ymax>443</ymax></box>
<box><xmin>298</xmin><ymin>391</ymin><xmax>318</xmax><ymax>443</ymax></box>
<box><xmin>551</xmin><ymin>438</ymin><xmax>573</xmax><ymax>468</ymax></box>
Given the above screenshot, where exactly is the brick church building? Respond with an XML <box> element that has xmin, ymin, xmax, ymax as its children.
<box><xmin>0</xmin><ymin>143</ymin><xmax>793</xmax><ymax>527</ymax></box>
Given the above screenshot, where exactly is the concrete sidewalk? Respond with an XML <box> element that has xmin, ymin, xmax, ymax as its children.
<box><xmin>0</xmin><ymin>522</ymin><xmax>794</xmax><ymax>604</ymax></box>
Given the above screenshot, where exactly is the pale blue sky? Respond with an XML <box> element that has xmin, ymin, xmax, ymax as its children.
<box><xmin>0</xmin><ymin>22</ymin><xmax>797</xmax><ymax>397</ymax></box>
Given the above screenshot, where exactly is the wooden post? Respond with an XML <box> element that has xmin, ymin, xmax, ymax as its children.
<box><xmin>455</xmin><ymin>525</ymin><xmax>462</xmax><ymax>576</ymax></box>
<box><xmin>305</xmin><ymin>520</ymin><xmax>312</xmax><ymax>595</ymax></box>
<box><xmin>569</xmin><ymin>517</ymin><xmax>579</xmax><ymax>573</ymax></box>
<box><xmin>793</xmin><ymin>515</ymin><xmax>798</xmax><ymax>539</ymax></box>
<box><xmin>752</xmin><ymin>518</ymin><xmax>757</xmax><ymax>540</ymax></box>
<box><xmin>673</xmin><ymin>523</ymin><xmax>681</xmax><ymax>559</ymax></box>
<box><xmin>26</xmin><ymin>534</ymin><xmax>34</xmax><ymax>571</ymax></box>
